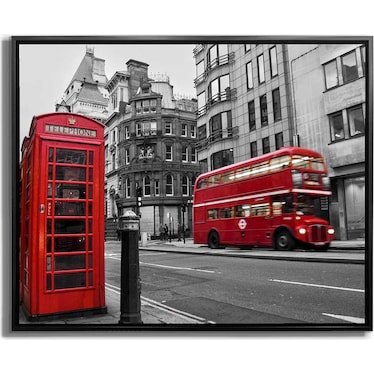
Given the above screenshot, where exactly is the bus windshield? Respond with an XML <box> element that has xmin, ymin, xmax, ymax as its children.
<box><xmin>296</xmin><ymin>194</ymin><xmax>315</xmax><ymax>216</ymax></box>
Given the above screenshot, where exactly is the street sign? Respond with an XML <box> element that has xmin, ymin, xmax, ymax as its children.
<box><xmin>238</xmin><ymin>219</ymin><xmax>247</xmax><ymax>230</ymax></box>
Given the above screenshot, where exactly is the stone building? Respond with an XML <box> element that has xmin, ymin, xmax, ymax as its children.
<box><xmin>104</xmin><ymin>60</ymin><xmax>200</xmax><ymax>239</ymax></box>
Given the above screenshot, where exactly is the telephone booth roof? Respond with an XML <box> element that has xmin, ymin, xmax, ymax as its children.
<box><xmin>27</xmin><ymin>112</ymin><xmax>105</xmax><ymax>141</ymax></box>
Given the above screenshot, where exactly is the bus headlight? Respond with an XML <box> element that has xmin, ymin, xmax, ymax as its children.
<box><xmin>328</xmin><ymin>228</ymin><xmax>335</xmax><ymax>235</ymax></box>
<box><xmin>299</xmin><ymin>228</ymin><xmax>307</xmax><ymax>235</ymax></box>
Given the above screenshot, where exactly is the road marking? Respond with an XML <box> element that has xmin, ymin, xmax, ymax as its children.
<box><xmin>105</xmin><ymin>283</ymin><xmax>215</xmax><ymax>324</ymax></box>
<box><xmin>140</xmin><ymin>261</ymin><xmax>219</xmax><ymax>274</ymax></box>
<box><xmin>269</xmin><ymin>279</ymin><xmax>365</xmax><ymax>293</ymax></box>
<box><xmin>322</xmin><ymin>313</ymin><xmax>365</xmax><ymax>324</ymax></box>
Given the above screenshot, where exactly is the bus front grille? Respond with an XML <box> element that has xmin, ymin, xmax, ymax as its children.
<box><xmin>310</xmin><ymin>225</ymin><xmax>327</xmax><ymax>242</ymax></box>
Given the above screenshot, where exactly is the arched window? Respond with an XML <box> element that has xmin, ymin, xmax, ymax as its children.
<box><xmin>166</xmin><ymin>175</ymin><xmax>173</xmax><ymax>196</ymax></box>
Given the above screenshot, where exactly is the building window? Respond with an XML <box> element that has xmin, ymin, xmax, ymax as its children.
<box><xmin>196</xmin><ymin>60</ymin><xmax>205</xmax><ymax>84</ymax></box>
<box><xmin>166</xmin><ymin>145</ymin><xmax>173</xmax><ymax>161</ymax></box>
<box><xmin>143</xmin><ymin>176</ymin><xmax>151</xmax><ymax>196</ymax></box>
<box><xmin>361</xmin><ymin>46</ymin><xmax>366</xmax><ymax>76</ymax></box>
<box><xmin>198</xmin><ymin>124</ymin><xmax>206</xmax><ymax>141</ymax></box>
<box><xmin>181</xmin><ymin>123</ymin><xmax>188</xmax><ymax>137</ymax></box>
<box><xmin>208</xmin><ymin>44</ymin><xmax>229</xmax><ymax>70</ymax></box>
<box><xmin>191</xmin><ymin>147</ymin><xmax>197</xmax><ymax>162</ymax></box>
<box><xmin>150</xmin><ymin>99</ymin><xmax>157</xmax><ymax>113</ymax></box>
<box><xmin>182</xmin><ymin>145</ymin><xmax>188</xmax><ymax>162</ymax></box>
<box><xmin>342</xmin><ymin>50</ymin><xmax>359</xmax><ymax>84</ymax></box>
<box><xmin>272</xmin><ymin>88</ymin><xmax>281</xmax><ymax>122</ymax></box>
<box><xmin>260</xmin><ymin>94</ymin><xmax>268</xmax><ymax>127</ymax></box>
<box><xmin>112</xmin><ymin>153</ymin><xmax>116</xmax><ymax>171</ymax></box>
<box><xmin>197</xmin><ymin>91</ymin><xmax>206</xmax><ymax>116</ymax></box>
<box><xmin>125</xmin><ymin>148</ymin><xmax>130</xmax><ymax>164</ymax></box>
<box><xmin>125</xmin><ymin>126</ymin><xmax>130</xmax><ymax>139</ymax></box>
<box><xmin>275</xmin><ymin>132</ymin><xmax>284</xmax><ymax>150</ymax></box>
<box><xmin>244</xmin><ymin>44</ymin><xmax>251</xmax><ymax>52</ymax></box>
<box><xmin>182</xmin><ymin>176</ymin><xmax>189</xmax><ymax>196</ymax></box>
<box><xmin>348</xmin><ymin>104</ymin><xmax>365</xmax><ymax>137</ymax></box>
<box><xmin>208</xmin><ymin>74</ymin><xmax>230</xmax><ymax>104</ymax></box>
<box><xmin>191</xmin><ymin>124</ymin><xmax>196</xmax><ymax>138</ymax></box>
<box><xmin>248</xmin><ymin>100</ymin><xmax>256</xmax><ymax>131</ymax></box>
<box><xmin>262</xmin><ymin>137</ymin><xmax>270</xmax><ymax>154</ymax></box>
<box><xmin>250</xmin><ymin>141</ymin><xmax>258</xmax><ymax>158</ymax></box>
<box><xmin>323</xmin><ymin>60</ymin><xmax>339</xmax><ymax>90</ymax></box>
<box><xmin>269</xmin><ymin>46</ymin><xmax>278</xmax><ymax>77</ymax></box>
<box><xmin>257</xmin><ymin>54</ymin><xmax>265</xmax><ymax>84</ymax></box>
<box><xmin>154</xmin><ymin>180</ymin><xmax>160</xmax><ymax>196</ymax></box>
<box><xmin>246</xmin><ymin>61</ymin><xmax>253</xmax><ymax>90</ymax></box>
<box><xmin>209</xmin><ymin>111</ymin><xmax>232</xmax><ymax>141</ymax></box>
<box><xmin>165</xmin><ymin>122</ymin><xmax>173</xmax><ymax>135</ymax></box>
<box><xmin>211</xmin><ymin>149</ymin><xmax>234</xmax><ymax>170</ymax></box>
<box><xmin>166</xmin><ymin>175</ymin><xmax>173</xmax><ymax>195</ymax></box>
<box><xmin>125</xmin><ymin>178</ymin><xmax>131</xmax><ymax>198</ymax></box>
<box><xmin>329</xmin><ymin>111</ymin><xmax>345</xmax><ymax>142</ymax></box>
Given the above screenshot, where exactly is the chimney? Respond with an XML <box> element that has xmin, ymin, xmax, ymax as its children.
<box><xmin>126</xmin><ymin>59</ymin><xmax>149</xmax><ymax>99</ymax></box>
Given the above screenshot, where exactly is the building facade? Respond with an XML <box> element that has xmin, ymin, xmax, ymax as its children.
<box><xmin>105</xmin><ymin>60</ymin><xmax>200</xmax><ymax>239</ymax></box>
<box><xmin>289</xmin><ymin>44</ymin><xmax>366</xmax><ymax>240</ymax></box>
<box><xmin>194</xmin><ymin>43</ymin><xmax>294</xmax><ymax>172</ymax></box>
<box><xmin>194</xmin><ymin>43</ymin><xmax>367</xmax><ymax>240</ymax></box>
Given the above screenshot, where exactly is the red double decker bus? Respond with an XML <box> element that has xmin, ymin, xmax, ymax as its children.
<box><xmin>193</xmin><ymin>147</ymin><xmax>335</xmax><ymax>250</ymax></box>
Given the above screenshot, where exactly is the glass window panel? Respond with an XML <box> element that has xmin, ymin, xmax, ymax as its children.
<box><xmin>55</xmin><ymin>254</ymin><xmax>86</xmax><ymax>271</ymax></box>
<box><xmin>56</xmin><ymin>149</ymin><xmax>86</xmax><ymax>164</ymax></box>
<box><xmin>46</xmin><ymin>274</ymin><xmax>52</xmax><ymax>290</ymax></box>
<box><xmin>88</xmin><ymin>184</ymin><xmax>93</xmax><ymax>199</ymax></box>
<box><xmin>260</xmin><ymin>94</ymin><xmax>268</xmax><ymax>126</ymax></box>
<box><xmin>270</xmin><ymin>46</ymin><xmax>278</xmax><ymax>77</ymax></box>
<box><xmin>88</xmin><ymin>271</ymin><xmax>93</xmax><ymax>286</ymax></box>
<box><xmin>330</xmin><ymin>112</ymin><xmax>345</xmax><ymax>141</ymax></box>
<box><xmin>55</xmin><ymin>202</ymin><xmax>85</xmax><ymax>216</ymax></box>
<box><xmin>246</xmin><ymin>61</ymin><xmax>253</xmax><ymax>89</ymax></box>
<box><xmin>210</xmin><ymin>78</ymin><xmax>219</xmax><ymax>100</ymax></box>
<box><xmin>55</xmin><ymin>236</ymin><xmax>86</xmax><ymax>252</ymax></box>
<box><xmin>48</xmin><ymin>165</ymin><xmax>53</xmax><ymax>180</ymax></box>
<box><xmin>88</xmin><ymin>168</ymin><xmax>93</xmax><ymax>182</ymax></box>
<box><xmin>56</xmin><ymin>184</ymin><xmax>86</xmax><ymax>199</ymax></box>
<box><xmin>54</xmin><ymin>219</ymin><xmax>86</xmax><ymax>234</ymax></box>
<box><xmin>272</xmin><ymin>88</ymin><xmax>281</xmax><ymax>121</ymax></box>
<box><xmin>342</xmin><ymin>51</ymin><xmax>359</xmax><ymax>83</ymax></box>
<box><xmin>218</xmin><ymin>44</ymin><xmax>228</xmax><ymax>58</ymax></box>
<box><xmin>89</xmin><ymin>151</ymin><xmax>93</xmax><ymax>165</ymax></box>
<box><xmin>348</xmin><ymin>105</ymin><xmax>365</xmax><ymax>136</ymax></box>
<box><xmin>54</xmin><ymin>272</ymin><xmax>86</xmax><ymax>289</ymax></box>
<box><xmin>258</xmin><ymin>54</ymin><xmax>265</xmax><ymax>83</ymax></box>
<box><xmin>324</xmin><ymin>60</ymin><xmax>338</xmax><ymax>89</ymax></box>
<box><xmin>56</xmin><ymin>166</ymin><xmax>86</xmax><ymax>181</ymax></box>
<box><xmin>48</xmin><ymin>148</ymin><xmax>54</xmax><ymax>162</ymax></box>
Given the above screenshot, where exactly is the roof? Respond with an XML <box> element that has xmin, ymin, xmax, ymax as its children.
<box><xmin>76</xmin><ymin>82</ymin><xmax>109</xmax><ymax>105</ymax></box>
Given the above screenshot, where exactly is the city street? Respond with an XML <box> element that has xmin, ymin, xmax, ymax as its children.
<box><xmin>105</xmin><ymin>241</ymin><xmax>366</xmax><ymax>325</ymax></box>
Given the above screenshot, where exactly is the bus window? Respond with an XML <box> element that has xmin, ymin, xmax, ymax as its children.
<box><xmin>270</xmin><ymin>155</ymin><xmax>291</xmax><ymax>171</ymax></box>
<box><xmin>292</xmin><ymin>155</ymin><xmax>309</xmax><ymax>169</ymax></box>
<box><xmin>197</xmin><ymin>178</ymin><xmax>207</xmax><ymax>189</ymax></box>
<box><xmin>208</xmin><ymin>174</ymin><xmax>220</xmax><ymax>186</ymax></box>
<box><xmin>221</xmin><ymin>172</ymin><xmax>235</xmax><ymax>183</ymax></box>
<box><xmin>207</xmin><ymin>209</ymin><xmax>219</xmax><ymax>220</ymax></box>
<box><xmin>235</xmin><ymin>204</ymin><xmax>250</xmax><ymax>217</ymax></box>
<box><xmin>235</xmin><ymin>167</ymin><xmax>251</xmax><ymax>180</ymax></box>
<box><xmin>251</xmin><ymin>161</ymin><xmax>269</xmax><ymax>176</ymax></box>
<box><xmin>311</xmin><ymin>158</ymin><xmax>324</xmax><ymax>171</ymax></box>
<box><xmin>220</xmin><ymin>207</ymin><xmax>233</xmax><ymax>219</ymax></box>
<box><xmin>251</xmin><ymin>203</ymin><xmax>270</xmax><ymax>216</ymax></box>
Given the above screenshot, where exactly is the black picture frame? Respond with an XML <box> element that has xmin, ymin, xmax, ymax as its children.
<box><xmin>11</xmin><ymin>35</ymin><xmax>373</xmax><ymax>332</ymax></box>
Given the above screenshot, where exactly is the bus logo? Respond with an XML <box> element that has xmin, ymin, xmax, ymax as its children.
<box><xmin>238</xmin><ymin>219</ymin><xmax>247</xmax><ymax>230</ymax></box>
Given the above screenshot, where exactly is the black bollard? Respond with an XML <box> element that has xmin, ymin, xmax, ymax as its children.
<box><xmin>118</xmin><ymin>211</ymin><xmax>142</xmax><ymax>325</ymax></box>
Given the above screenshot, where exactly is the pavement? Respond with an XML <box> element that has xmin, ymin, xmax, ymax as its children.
<box><xmin>17</xmin><ymin>238</ymin><xmax>366</xmax><ymax>328</ymax></box>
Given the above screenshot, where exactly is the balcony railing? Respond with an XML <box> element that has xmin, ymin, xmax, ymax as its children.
<box><xmin>194</xmin><ymin>52</ymin><xmax>235</xmax><ymax>87</ymax></box>
<box><xmin>196</xmin><ymin>126</ymin><xmax>239</xmax><ymax>150</ymax></box>
<box><xmin>193</xmin><ymin>44</ymin><xmax>205</xmax><ymax>57</ymax></box>
<box><xmin>196</xmin><ymin>88</ymin><xmax>237</xmax><ymax>118</ymax></box>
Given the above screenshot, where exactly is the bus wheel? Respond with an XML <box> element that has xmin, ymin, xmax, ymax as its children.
<box><xmin>208</xmin><ymin>231</ymin><xmax>220</xmax><ymax>249</ymax></box>
<box><xmin>275</xmin><ymin>230</ymin><xmax>295</xmax><ymax>250</ymax></box>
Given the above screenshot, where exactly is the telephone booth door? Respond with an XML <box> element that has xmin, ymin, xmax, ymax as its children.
<box><xmin>20</xmin><ymin>113</ymin><xmax>107</xmax><ymax>319</ymax></box>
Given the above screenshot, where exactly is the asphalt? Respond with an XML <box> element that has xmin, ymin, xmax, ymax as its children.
<box><xmin>17</xmin><ymin>238</ymin><xmax>366</xmax><ymax>328</ymax></box>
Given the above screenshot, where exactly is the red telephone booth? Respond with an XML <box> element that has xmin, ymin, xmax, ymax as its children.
<box><xmin>19</xmin><ymin>113</ymin><xmax>107</xmax><ymax>319</ymax></box>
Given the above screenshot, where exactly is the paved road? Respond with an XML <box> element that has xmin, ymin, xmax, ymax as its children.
<box><xmin>105</xmin><ymin>245</ymin><xmax>366</xmax><ymax>325</ymax></box>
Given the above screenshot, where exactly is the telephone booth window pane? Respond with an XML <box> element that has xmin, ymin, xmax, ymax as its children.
<box><xmin>47</xmin><ymin>219</ymin><xmax>52</xmax><ymax>234</ymax></box>
<box><xmin>48</xmin><ymin>148</ymin><xmax>54</xmax><ymax>162</ymax></box>
<box><xmin>56</xmin><ymin>184</ymin><xmax>86</xmax><ymax>199</ymax></box>
<box><xmin>88</xmin><ymin>236</ymin><xmax>93</xmax><ymax>250</ymax></box>
<box><xmin>88</xmin><ymin>219</ymin><xmax>93</xmax><ymax>233</ymax></box>
<box><xmin>89</xmin><ymin>168</ymin><xmax>93</xmax><ymax>182</ymax></box>
<box><xmin>54</xmin><ymin>273</ymin><xmax>86</xmax><ymax>289</ymax></box>
<box><xmin>55</xmin><ymin>219</ymin><xmax>85</xmax><ymax>234</ymax></box>
<box><xmin>48</xmin><ymin>166</ymin><xmax>53</xmax><ymax>180</ymax></box>
<box><xmin>88</xmin><ymin>254</ymin><xmax>93</xmax><ymax>268</ymax></box>
<box><xmin>88</xmin><ymin>185</ymin><xmax>93</xmax><ymax>199</ymax></box>
<box><xmin>89</xmin><ymin>151</ymin><xmax>93</xmax><ymax>165</ymax></box>
<box><xmin>55</xmin><ymin>236</ymin><xmax>86</xmax><ymax>252</ymax></box>
<box><xmin>48</xmin><ymin>183</ymin><xmax>53</xmax><ymax>197</ymax></box>
<box><xmin>88</xmin><ymin>202</ymin><xmax>93</xmax><ymax>216</ymax></box>
<box><xmin>56</xmin><ymin>149</ymin><xmax>86</xmax><ymax>164</ymax></box>
<box><xmin>56</xmin><ymin>166</ymin><xmax>86</xmax><ymax>181</ymax></box>
<box><xmin>55</xmin><ymin>202</ymin><xmax>85</xmax><ymax>216</ymax></box>
<box><xmin>54</xmin><ymin>255</ymin><xmax>86</xmax><ymax>270</ymax></box>
<box><xmin>47</xmin><ymin>237</ymin><xmax>52</xmax><ymax>253</ymax></box>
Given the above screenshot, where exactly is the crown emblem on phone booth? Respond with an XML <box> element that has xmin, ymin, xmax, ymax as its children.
<box><xmin>68</xmin><ymin>117</ymin><xmax>76</xmax><ymax>125</ymax></box>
